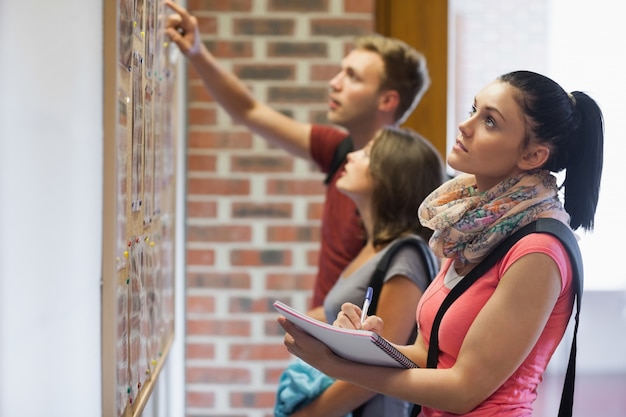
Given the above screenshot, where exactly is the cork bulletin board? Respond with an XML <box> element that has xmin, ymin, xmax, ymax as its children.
<box><xmin>102</xmin><ymin>0</ymin><xmax>180</xmax><ymax>415</ymax></box>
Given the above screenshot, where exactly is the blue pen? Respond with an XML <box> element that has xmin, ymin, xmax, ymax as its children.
<box><xmin>360</xmin><ymin>286</ymin><xmax>373</xmax><ymax>324</ymax></box>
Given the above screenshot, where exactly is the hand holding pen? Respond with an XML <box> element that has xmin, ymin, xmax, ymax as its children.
<box><xmin>333</xmin><ymin>286</ymin><xmax>383</xmax><ymax>332</ymax></box>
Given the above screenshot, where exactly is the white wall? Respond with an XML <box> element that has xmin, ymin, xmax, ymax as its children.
<box><xmin>547</xmin><ymin>0</ymin><xmax>626</xmax><ymax>375</ymax></box>
<box><xmin>450</xmin><ymin>0</ymin><xmax>626</xmax><ymax>291</ymax></box>
<box><xmin>0</xmin><ymin>1</ymin><xmax>187</xmax><ymax>416</ymax></box>
<box><xmin>0</xmin><ymin>1</ymin><xmax>103</xmax><ymax>416</ymax></box>
<box><xmin>548</xmin><ymin>0</ymin><xmax>626</xmax><ymax>290</ymax></box>
<box><xmin>449</xmin><ymin>0</ymin><xmax>626</xmax><ymax>376</ymax></box>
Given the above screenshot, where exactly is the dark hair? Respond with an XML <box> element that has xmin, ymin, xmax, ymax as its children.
<box><xmin>355</xmin><ymin>35</ymin><xmax>430</xmax><ymax>124</ymax></box>
<box><xmin>368</xmin><ymin>127</ymin><xmax>445</xmax><ymax>246</ymax></box>
<box><xmin>498</xmin><ymin>70</ymin><xmax>604</xmax><ymax>231</ymax></box>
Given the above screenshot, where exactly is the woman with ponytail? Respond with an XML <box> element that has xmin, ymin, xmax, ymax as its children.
<box><xmin>279</xmin><ymin>70</ymin><xmax>604</xmax><ymax>416</ymax></box>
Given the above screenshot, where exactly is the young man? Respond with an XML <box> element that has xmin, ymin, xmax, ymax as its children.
<box><xmin>165</xmin><ymin>1</ymin><xmax>431</xmax><ymax>310</ymax></box>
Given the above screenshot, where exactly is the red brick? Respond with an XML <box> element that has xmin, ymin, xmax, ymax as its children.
<box><xmin>187</xmin><ymin>295</ymin><xmax>215</xmax><ymax>314</ymax></box>
<box><xmin>267</xmin><ymin>86</ymin><xmax>328</xmax><ymax>104</ymax></box>
<box><xmin>187</xmin><ymin>83</ymin><xmax>214</xmax><ymax>103</ymax></box>
<box><xmin>229</xmin><ymin>343</ymin><xmax>290</xmax><ymax>361</ymax></box>
<box><xmin>265</xmin><ymin>179</ymin><xmax>325</xmax><ymax>195</ymax></box>
<box><xmin>196</xmin><ymin>16</ymin><xmax>217</xmax><ymax>34</ymax></box>
<box><xmin>233</xmin><ymin>64</ymin><xmax>296</xmax><ymax>81</ymax></box>
<box><xmin>233</xmin><ymin>18</ymin><xmax>295</xmax><ymax>36</ymax></box>
<box><xmin>204</xmin><ymin>40</ymin><xmax>254</xmax><ymax>58</ymax></box>
<box><xmin>310</xmin><ymin>63</ymin><xmax>340</xmax><ymax>81</ymax></box>
<box><xmin>231</xmin><ymin>202</ymin><xmax>292</xmax><ymax>219</ymax></box>
<box><xmin>186</xmin><ymin>391</ymin><xmax>214</xmax><ymax>408</ymax></box>
<box><xmin>228</xmin><ymin>296</ymin><xmax>276</xmax><ymax>313</ymax></box>
<box><xmin>187</xmin><ymin>366</ymin><xmax>251</xmax><ymax>384</ymax></box>
<box><xmin>230</xmin><ymin>391</ymin><xmax>278</xmax><ymax>408</ymax></box>
<box><xmin>267</xmin><ymin>42</ymin><xmax>328</xmax><ymax>58</ymax></box>
<box><xmin>310</xmin><ymin>18</ymin><xmax>374</xmax><ymax>36</ymax></box>
<box><xmin>307</xmin><ymin>248</ymin><xmax>320</xmax><ymax>267</ymax></box>
<box><xmin>266</xmin><ymin>225</ymin><xmax>320</xmax><ymax>242</ymax></box>
<box><xmin>344</xmin><ymin>0</ymin><xmax>375</xmax><ymax>13</ymax></box>
<box><xmin>186</xmin><ymin>249</ymin><xmax>215</xmax><ymax>265</ymax></box>
<box><xmin>187</xmin><ymin>131</ymin><xmax>253</xmax><ymax>150</ymax></box>
<box><xmin>265</xmin><ymin>366</ymin><xmax>289</xmax><ymax>384</ymax></box>
<box><xmin>187</xmin><ymin>154</ymin><xmax>217</xmax><ymax>172</ymax></box>
<box><xmin>186</xmin><ymin>343</ymin><xmax>215</xmax><ymax>359</ymax></box>
<box><xmin>187</xmin><ymin>272</ymin><xmax>251</xmax><ymax>289</ymax></box>
<box><xmin>187</xmin><ymin>107</ymin><xmax>217</xmax><ymax>125</ymax></box>
<box><xmin>187</xmin><ymin>225</ymin><xmax>252</xmax><ymax>242</ymax></box>
<box><xmin>268</xmin><ymin>0</ymin><xmax>328</xmax><ymax>12</ymax></box>
<box><xmin>187</xmin><ymin>178</ymin><xmax>250</xmax><ymax>195</ymax></box>
<box><xmin>186</xmin><ymin>65</ymin><xmax>200</xmax><ymax>82</ymax></box>
<box><xmin>187</xmin><ymin>319</ymin><xmax>251</xmax><ymax>336</ymax></box>
<box><xmin>231</xmin><ymin>155</ymin><xmax>294</xmax><ymax>173</ymax></box>
<box><xmin>188</xmin><ymin>0</ymin><xmax>252</xmax><ymax>12</ymax></box>
<box><xmin>266</xmin><ymin>273</ymin><xmax>315</xmax><ymax>290</ymax></box>
<box><xmin>230</xmin><ymin>249</ymin><xmax>291</xmax><ymax>266</ymax></box>
<box><xmin>186</xmin><ymin>200</ymin><xmax>218</xmax><ymax>218</ymax></box>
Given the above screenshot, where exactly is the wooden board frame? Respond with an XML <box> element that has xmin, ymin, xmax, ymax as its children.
<box><xmin>103</xmin><ymin>0</ymin><xmax>180</xmax><ymax>415</ymax></box>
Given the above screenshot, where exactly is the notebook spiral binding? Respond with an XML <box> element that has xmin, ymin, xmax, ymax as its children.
<box><xmin>370</xmin><ymin>334</ymin><xmax>417</xmax><ymax>369</ymax></box>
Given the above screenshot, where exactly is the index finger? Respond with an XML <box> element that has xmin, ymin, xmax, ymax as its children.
<box><xmin>165</xmin><ymin>0</ymin><xmax>189</xmax><ymax>19</ymax></box>
<box><xmin>334</xmin><ymin>303</ymin><xmax>362</xmax><ymax>329</ymax></box>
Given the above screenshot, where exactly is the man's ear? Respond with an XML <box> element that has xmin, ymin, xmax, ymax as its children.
<box><xmin>519</xmin><ymin>144</ymin><xmax>550</xmax><ymax>170</ymax></box>
<box><xmin>379</xmin><ymin>90</ymin><xmax>400</xmax><ymax>113</ymax></box>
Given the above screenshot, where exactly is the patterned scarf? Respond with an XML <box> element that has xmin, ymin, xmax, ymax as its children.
<box><xmin>418</xmin><ymin>169</ymin><xmax>570</xmax><ymax>265</ymax></box>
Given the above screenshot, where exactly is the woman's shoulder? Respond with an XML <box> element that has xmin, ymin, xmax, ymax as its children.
<box><xmin>501</xmin><ymin>232</ymin><xmax>573</xmax><ymax>290</ymax></box>
<box><xmin>508</xmin><ymin>232</ymin><xmax>569</xmax><ymax>259</ymax></box>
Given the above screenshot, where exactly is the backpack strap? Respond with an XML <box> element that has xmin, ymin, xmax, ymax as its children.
<box><xmin>414</xmin><ymin>218</ymin><xmax>582</xmax><ymax>417</ymax></box>
<box><xmin>323</xmin><ymin>136</ymin><xmax>353</xmax><ymax>185</ymax></box>
<box><xmin>354</xmin><ymin>235</ymin><xmax>438</xmax><ymax>417</ymax></box>
<box><xmin>532</xmin><ymin>219</ymin><xmax>582</xmax><ymax>417</ymax></box>
<box><xmin>368</xmin><ymin>235</ymin><xmax>438</xmax><ymax>317</ymax></box>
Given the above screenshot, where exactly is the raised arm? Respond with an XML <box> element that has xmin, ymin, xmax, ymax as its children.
<box><xmin>164</xmin><ymin>1</ymin><xmax>313</xmax><ymax>160</ymax></box>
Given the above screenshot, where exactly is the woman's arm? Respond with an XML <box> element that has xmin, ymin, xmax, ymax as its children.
<box><xmin>281</xmin><ymin>252</ymin><xmax>564</xmax><ymax>414</ymax></box>
<box><xmin>291</xmin><ymin>276</ymin><xmax>423</xmax><ymax>417</ymax></box>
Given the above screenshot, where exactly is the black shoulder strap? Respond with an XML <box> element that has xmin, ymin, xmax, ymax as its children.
<box><xmin>419</xmin><ymin>218</ymin><xmax>582</xmax><ymax>417</ymax></box>
<box><xmin>323</xmin><ymin>136</ymin><xmax>353</xmax><ymax>185</ymax></box>
<box><xmin>368</xmin><ymin>236</ymin><xmax>438</xmax><ymax>316</ymax></box>
<box><xmin>354</xmin><ymin>235</ymin><xmax>438</xmax><ymax>417</ymax></box>
<box><xmin>534</xmin><ymin>219</ymin><xmax>582</xmax><ymax>417</ymax></box>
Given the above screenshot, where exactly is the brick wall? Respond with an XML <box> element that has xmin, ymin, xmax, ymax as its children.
<box><xmin>183</xmin><ymin>1</ymin><xmax>375</xmax><ymax>415</ymax></box>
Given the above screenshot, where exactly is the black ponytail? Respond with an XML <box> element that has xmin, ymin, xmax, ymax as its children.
<box><xmin>562</xmin><ymin>91</ymin><xmax>604</xmax><ymax>230</ymax></box>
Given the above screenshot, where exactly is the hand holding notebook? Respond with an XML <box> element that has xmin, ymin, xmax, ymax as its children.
<box><xmin>274</xmin><ymin>300</ymin><xmax>417</xmax><ymax>369</ymax></box>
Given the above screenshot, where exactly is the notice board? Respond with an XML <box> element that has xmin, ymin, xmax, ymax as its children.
<box><xmin>102</xmin><ymin>0</ymin><xmax>180</xmax><ymax>415</ymax></box>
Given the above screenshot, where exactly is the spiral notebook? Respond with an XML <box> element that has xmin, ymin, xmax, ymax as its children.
<box><xmin>274</xmin><ymin>300</ymin><xmax>417</xmax><ymax>369</ymax></box>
